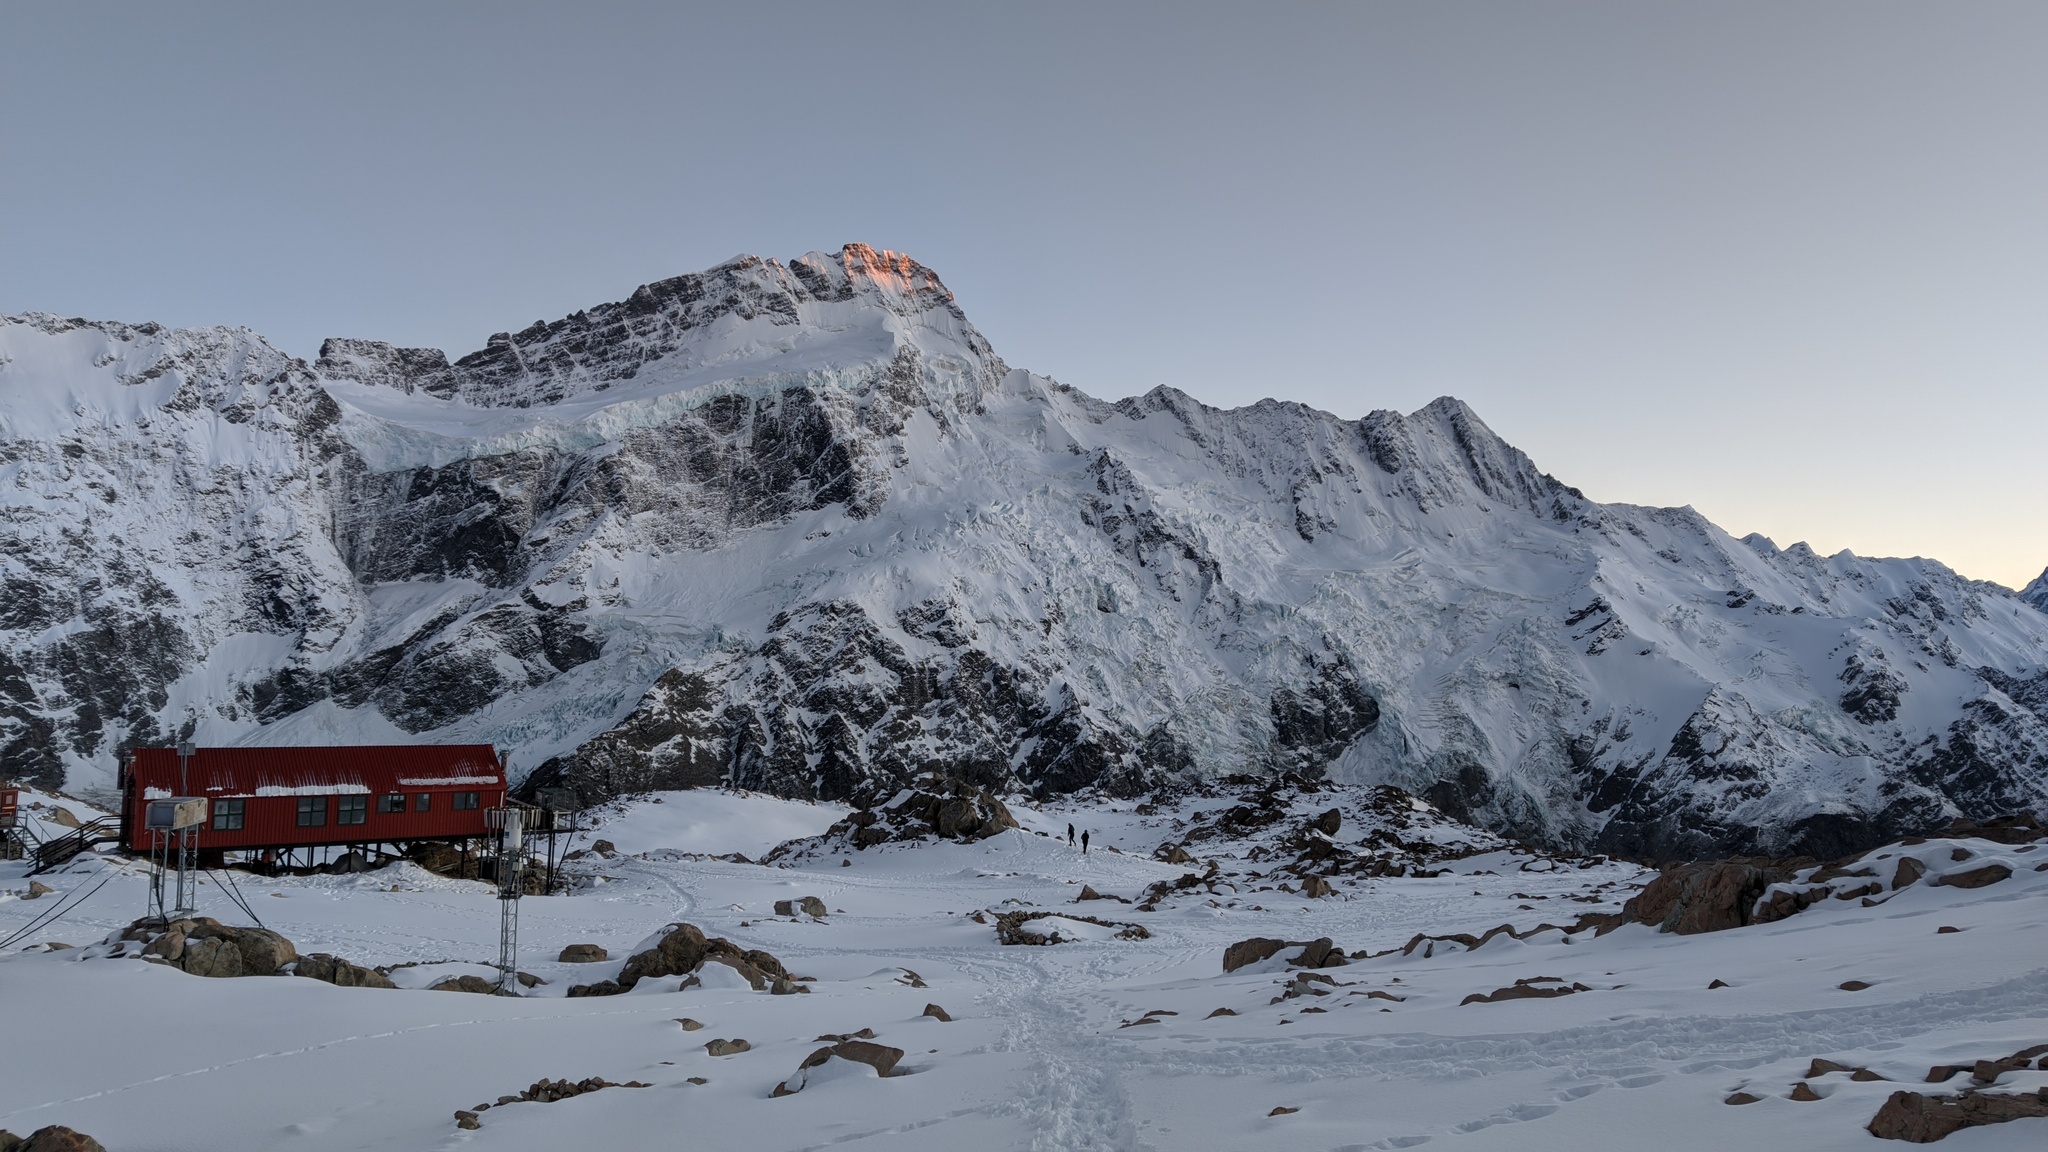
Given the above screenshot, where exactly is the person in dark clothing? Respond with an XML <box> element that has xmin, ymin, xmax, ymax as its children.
<box><xmin>1067</xmin><ymin>823</ymin><xmax>1075</xmax><ymax>845</ymax></box>
<box><xmin>1081</xmin><ymin>830</ymin><xmax>1090</xmax><ymax>854</ymax></box>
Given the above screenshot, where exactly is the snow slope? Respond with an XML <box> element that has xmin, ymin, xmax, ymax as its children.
<box><xmin>3</xmin><ymin>789</ymin><xmax>2045</xmax><ymax>1151</ymax></box>
<box><xmin>3</xmin><ymin>245</ymin><xmax>2046</xmax><ymax>856</ymax></box>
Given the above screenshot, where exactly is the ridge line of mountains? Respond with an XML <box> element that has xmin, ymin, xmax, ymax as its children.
<box><xmin>3</xmin><ymin>243</ymin><xmax>2044</xmax><ymax>860</ymax></box>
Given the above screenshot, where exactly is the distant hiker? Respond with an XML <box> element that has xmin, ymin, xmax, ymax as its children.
<box><xmin>1067</xmin><ymin>823</ymin><xmax>1076</xmax><ymax>845</ymax></box>
<box><xmin>1081</xmin><ymin>830</ymin><xmax>1090</xmax><ymax>854</ymax></box>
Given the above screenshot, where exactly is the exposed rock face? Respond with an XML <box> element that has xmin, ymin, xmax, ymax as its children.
<box><xmin>5</xmin><ymin>248</ymin><xmax>2047</xmax><ymax>859</ymax></box>
<box><xmin>767</xmin><ymin>776</ymin><xmax>1019</xmax><ymax>859</ymax></box>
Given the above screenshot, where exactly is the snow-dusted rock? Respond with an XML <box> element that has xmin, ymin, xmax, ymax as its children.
<box><xmin>3</xmin><ymin>245</ymin><xmax>2045</xmax><ymax>858</ymax></box>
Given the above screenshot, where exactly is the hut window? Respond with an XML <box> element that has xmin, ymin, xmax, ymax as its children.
<box><xmin>414</xmin><ymin>793</ymin><xmax>430</xmax><ymax>812</ymax></box>
<box><xmin>454</xmin><ymin>791</ymin><xmax>480</xmax><ymax>811</ymax></box>
<box><xmin>297</xmin><ymin>797</ymin><xmax>327</xmax><ymax>827</ymax></box>
<box><xmin>212</xmin><ymin>799</ymin><xmax>245</xmax><ymax>831</ymax></box>
<box><xmin>338</xmin><ymin>796</ymin><xmax>368</xmax><ymax>825</ymax></box>
<box><xmin>378</xmin><ymin>794</ymin><xmax>405</xmax><ymax>814</ymax></box>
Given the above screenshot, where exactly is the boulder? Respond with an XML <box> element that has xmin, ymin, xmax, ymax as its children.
<box><xmin>558</xmin><ymin>944</ymin><xmax>608</xmax><ymax>963</ymax></box>
<box><xmin>1868</xmin><ymin>1089</ymin><xmax>2048</xmax><ymax>1141</ymax></box>
<box><xmin>1621</xmin><ymin>859</ymin><xmax>1802</xmax><ymax>934</ymax></box>
<box><xmin>1312</xmin><ymin>809</ymin><xmax>1342</xmax><ymax>836</ymax></box>
<box><xmin>1893</xmin><ymin>857</ymin><xmax>1926</xmax><ymax>889</ymax></box>
<box><xmin>179</xmin><ymin>936</ymin><xmax>245</xmax><ymax>978</ymax></box>
<box><xmin>1934</xmin><ymin>863</ymin><xmax>2011</xmax><ymax>889</ymax></box>
<box><xmin>430</xmin><ymin>974</ymin><xmax>502</xmax><ymax>994</ymax></box>
<box><xmin>1294</xmin><ymin>938</ymin><xmax>1341</xmax><ymax>969</ymax></box>
<box><xmin>922</xmin><ymin>1003</ymin><xmax>952</xmax><ymax>1022</ymax></box>
<box><xmin>772</xmin><ymin>1040</ymin><xmax>905</xmax><ymax>1095</ymax></box>
<box><xmin>293</xmin><ymin>954</ymin><xmax>397</xmax><ymax>989</ymax></box>
<box><xmin>704</xmin><ymin>1038</ymin><xmax>751</xmax><ymax>1057</ymax></box>
<box><xmin>15</xmin><ymin>1128</ymin><xmax>107</xmax><ymax>1152</ymax></box>
<box><xmin>1223</xmin><ymin>938</ymin><xmax>1291</xmax><ymax>973</ymax></box>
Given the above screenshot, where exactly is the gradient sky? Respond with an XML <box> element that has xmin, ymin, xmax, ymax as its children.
<box><xmin>4</xmin><ymin>2</ymin><xmax>2044</xmax><ymax>588</ymax></box>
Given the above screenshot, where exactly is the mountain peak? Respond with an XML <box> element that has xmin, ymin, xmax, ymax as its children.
<box><xmin>316</xmin><ymin>244</ymin><xmax>1000</xmax><ymax>409</ymax></box>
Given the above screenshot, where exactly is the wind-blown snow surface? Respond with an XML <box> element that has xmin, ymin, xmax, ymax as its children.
<box><xmin>4</xmin><ymin>788</ymin><xmax>2046</xmax><ymax>1151</ymax></box>
<box><xmin>3</xmin><ymin>244</ymin><xmax>2046</xmax><ymax>856</ymax></box>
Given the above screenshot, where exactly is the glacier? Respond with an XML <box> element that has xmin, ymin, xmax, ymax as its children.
<box><xmin>2</xmin><ymin>243</ymin><xmax>2044</xmax><ymax>859</ymax></box>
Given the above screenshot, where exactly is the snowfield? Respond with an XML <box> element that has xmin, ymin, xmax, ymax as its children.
<box><xmin>4</xmin><ymin>786</ymin><xmax>2045</xmax><ymax>1151</ymax></box>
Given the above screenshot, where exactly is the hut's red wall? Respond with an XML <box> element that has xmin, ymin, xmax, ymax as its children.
<box><xmin>120</xmin><ymin>745</ymin><xmax>507</xmax><ymax>853</ymax></box>
<box><xmin>123</xmin><ymin>788</ymin><xmax>507</xmax><ymax>852</ymax></box>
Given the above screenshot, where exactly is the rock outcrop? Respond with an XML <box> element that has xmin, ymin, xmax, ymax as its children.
<box><xmin>566</xmin><ymin>922</ymin><xmax>801</xmax><ymax>996</ymax></box>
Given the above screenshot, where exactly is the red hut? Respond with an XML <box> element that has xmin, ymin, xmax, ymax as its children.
<box><xmin>120</xmin><ymin>745</ymin><xmax>508</xmax><ymax>858</ymax></box>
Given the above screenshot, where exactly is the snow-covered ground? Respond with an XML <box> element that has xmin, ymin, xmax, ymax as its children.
<box><xmin>2</xmin><ymin>786</ymin><xmax>2044</xmax><ymax>1150</ymax></box>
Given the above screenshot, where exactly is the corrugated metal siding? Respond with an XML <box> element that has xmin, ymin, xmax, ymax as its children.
<box><xmin>123</xmin><ymin>746</ymin><xmax>506</xmax><ymax>852</ymax></box>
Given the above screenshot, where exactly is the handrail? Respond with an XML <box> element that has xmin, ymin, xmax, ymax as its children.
<box><xmin>28</xmin><ymin>816</ymin><xmax>121</xmax><ymax>875</ymax></box>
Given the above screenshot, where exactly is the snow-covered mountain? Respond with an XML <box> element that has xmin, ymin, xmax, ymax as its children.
<box><xmin>3</xmin><ymin>244</ymin><xmax>2045</xmax><ymax>859</ymax></box>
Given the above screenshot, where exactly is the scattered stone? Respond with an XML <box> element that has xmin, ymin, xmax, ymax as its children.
<box><xmin>1709</xmin><ymin>979</ymin><xmax>1730</xmax><ymax>989</ymax></box>
<box><xmin>558</xmin><ymin>944</ymin><xmax>608</xmax><ymax>963</ymax></box>
<box><xmin>1077</xmin><ymin>885</ymin><xmax>1102</xmax><ymax>901</ymax></box>
<box><xmin>1269</xmin><ymin>1105</ymin><xmax>1301</xmax><ymax>1116</ymax></box>
<box><xmin>816</xmin><ymin>1029</ymin><xmax>877</xmax><ymax>1041</ymax></box>
<box><xmin>1158</xmin><ymin>844</ymin><xmax>1194</xmax><ymax>864</ymax></box>
<box><xmin>1312</xmin><ymin>808</ymin><xmax>1342</xmax><ymax>836</ymax></box>
<box><xmin>922</xmin><ymin>1003</ymin><xmax>952</xmax><ymax>1022</ymax></box>
<box><xmin>1790</xmin><ymin>1082</ymin><xmax>1823</xmax><ymax>1101</ymax></box>
<box><xmin>1934</xmin><ymin>864</ymin><xmax>2011</xmax><ymax>890</ymax></box>
<box><xmin>1868</xmin><ymin>1089</ymin><xmax>2048</xmax><ymax>1141</ymax></box>
<box><xmin>1855</xmin><ymin>1070</ymin><xmax>1889</xmax><ymax>1082</ymax></box>
<box><xmin>675</xmin><ymin>1018</ymin><xmax>703</xmax><ymax>1030</ymax></box>
<box><xmin>1207</xmin><ymin>1007</ymin><xmax>1238</xmax><ymax>1018</ymax></box>
<box><xmin>590</xmin><ymin>840</ymin><xmax>617</xmax><ymax>856</ymax></box>
<box><xmin>1118</xmin><ymin>1017</ymin><xmax>1160</xmax><ymax>1027</ymax></box>
<box><xmin>1808</xmin><ymin>1059</ymin><xmax>1857</xmax><ymax>1078</ymax></box>
<box><xmin>896</xmin><ymin>968</ymin><xmax>928</xmax><ymax>988</ymax></box>
<box><xmin>686</xmin><ymin>1077</ymin><xmax>708</xmax><ymax>1085</ymax></box>
<box><xmin>454</xmin><ymin>1111</ymin><xmax>480</xmax><ymax>1130</ymax></box>
<box><xmin>516</xmin><ymin>1076</ymin><xmax>648</xmax><ymax>1103</ymax></box>
<box><xmin>25</xmin><ymin>882</ymin><xmax>53</xmax><ymax>899</ymax></box>
<box><xmin>1726</xmin><ymin>1092</ymin><xmax>1762</xmax><ymax>1105</ymax></box>
<box><xmin>1937</xmin><ymin>926</ymin><xmax>1962</xmax><ymax>934</ymax></box>
<box><xmin>1949</xmin><ymin>847</ymin><xmax>1973</xmax><ymax>861</ymax></box>
<box><xmin>704</xmin><ymin>1038</ymin><xmax>751</xmax><ymax>1057</ymax></box>
<box><xmin>993</xmin><ymin>910</ymin><xmax>1150</xmax><ymax>945</ymax></box>
<box><xmin>1300</xmin><ymin>875</ymin><xmax>1333</xmax><ymax>899</ymax></box>
<box><xmin>1839</xmin><ymin>980</ymin><xmax>1873</xmax><ymax>991</ymax></box>
<box><xmin>1460</xmin><ymin>977</ymin><xmax>1591</xmax><ymax>1006</ymax></box>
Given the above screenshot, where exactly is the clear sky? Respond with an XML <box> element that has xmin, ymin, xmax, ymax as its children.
<box><xmin>4</xmin><ymin>2</ymin><xmax>2043</xmax><ymax>589</ymax></box>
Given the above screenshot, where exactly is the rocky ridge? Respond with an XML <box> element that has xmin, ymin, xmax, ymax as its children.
<box><xmin>3</xmin><ymin>245</ymin><xmax>2046</xmax><ymax>858</ymax></box>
